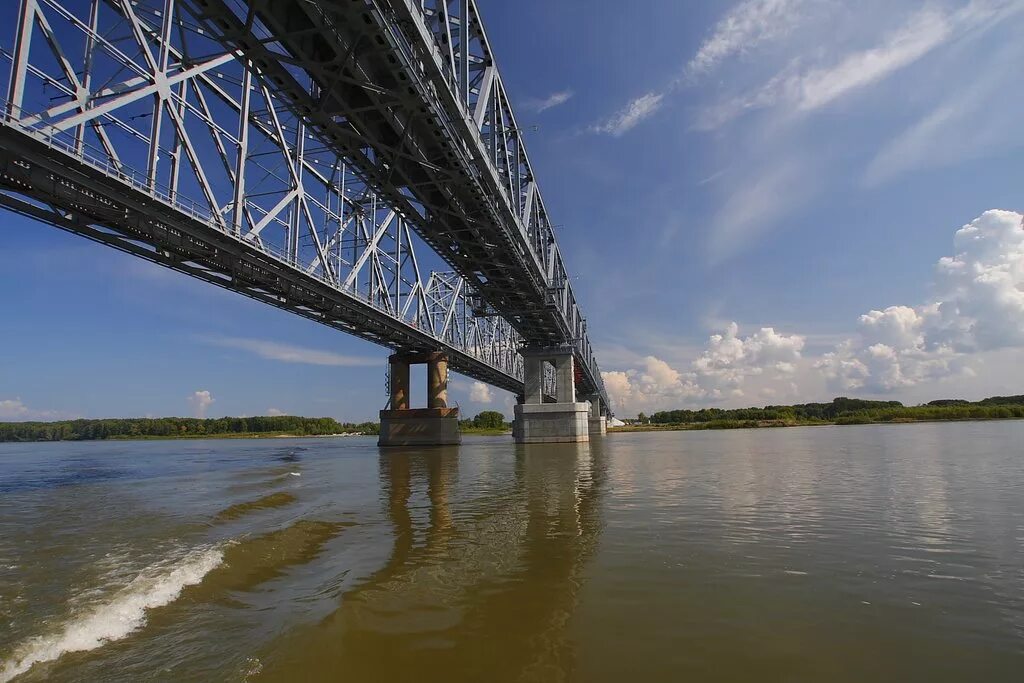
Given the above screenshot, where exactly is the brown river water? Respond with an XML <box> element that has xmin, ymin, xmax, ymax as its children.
<box><xmin>1</xmin><ymin>422</ymin><xmax>1023</xmax><ymax>681</ymax></box>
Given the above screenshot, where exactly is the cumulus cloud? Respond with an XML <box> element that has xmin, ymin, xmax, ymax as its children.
<box><xmin>605</xmin><ymin>210</ymin><xmax>1024</xmax><ymax>410</ymax></box>
<box><xmin>528</xmin><ymin>90</ymin><xmax>574</xmax><ymax>112</ymax></box>
<box><xmin>591</xmin><ymin>92</ymin><xmax>664</xmax><ymax>136</ymax></box>
<box><xmin>817</xmin><ymin>209</ymin><xmax>1023</xmax><ymax>392</ymax></box>
<box><xmin>0</xmin><ymin>398</ymin><xmax>64</xmax><ymax>421</ymax></box>
<box><xmin>602</xmin><ymin>324</ymin><xmax>805</xmax><ymax>413</ymax></box>
<box><xmin>469</xmin><ymin>381</ymin><xmax>493</xmax><ymax>404</ymax></box>
<box><xmin>202</xmin><ymin>336</ymin><xmax>378</xmax><ymax>367</ymax></box>
<box><xmin>0</xmin><ymin>398</ymin><xmax>31</xmax><ymax>419</ymax></box>
<box><xmin>188</xmin><ymin>390</ymin><xmax>215</xmax><ymax>418</ymax></box>
<box><xmin>266</xmin><ymin>407</ymin><xmax>286</xmax><ymax>416</ymax></box>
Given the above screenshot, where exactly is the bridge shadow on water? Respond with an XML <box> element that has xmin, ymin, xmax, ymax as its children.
<box><xmin>258</xmin><ymin>440</ymin><xmax>609</xmax><ymax>683</ymax></box>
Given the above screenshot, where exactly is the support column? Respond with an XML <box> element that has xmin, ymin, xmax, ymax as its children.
<box><xmin>427</xmin><ymin>354</ymin><xmax>448</xmax><ymax>409</ymax></box>
<box><xmin>513</xmin><ymin>347</ymin><xmax>589</xmax><ymax>444</ymax></box>
<box><xmin>585</xmin><ymin>394</ymin><xmax>607</xmax><ymax>436</ymax></box>
<box><xmin>379</xmin><ymin>352</ymin><xmax>461</xmax><ymax>447</ymax></box>
<box><xmin>390</xmin><ymin>355</ymin><xmax>410</xmax><ymax>410</ymax></box>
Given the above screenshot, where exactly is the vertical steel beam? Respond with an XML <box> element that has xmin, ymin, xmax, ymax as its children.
<box><xmin>77</xmin><ymin>0</ymin><xmax>100</xmax><ymax>154</ymax></box>
<box><xmin>144</xmin><ymin>0</ymin><xmax>175</xmax><ymax>188</ymax></box>
<box><xmin>6</xmin><ymin>0</ymin><xmax>36</xmax><ymax>121</ymax></box>
<box><xmin>231</xmin><ymin>63</ymin><xmax>251</xmax><ymax>236</ymax></box>
<box><xmin>459</xmin><ymin>0</ymin><xmax>470</xmax><ymax>104</ymax></box>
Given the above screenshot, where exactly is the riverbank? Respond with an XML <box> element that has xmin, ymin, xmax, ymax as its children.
<box><xmin>105</xmin><ymin>431</ymin><xmax>372</xmax><ymax>441</ymax></box>
<box><xmin>461</xmin><ymin>428</ymin><xmax>513</xmax><ymax>436</ymax></box>
<box><xmin>0</xmin><ymin>416</ymin><xmax>379</xmax><ymax>443</ymax></box>
<box><xmin>612</xmin><ymin>395</ymin><xmax>1024</xmax><ymax>434</ymax></box>
<box><xmin>609</xmin><ymin>415</ymin><xmax>1024</xmax><ymax>433</ymax></box>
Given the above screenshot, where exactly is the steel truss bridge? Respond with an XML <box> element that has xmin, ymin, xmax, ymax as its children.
<box><xmin>0</xmin><ymin>0</ymin><xmax>609</xmax><ymax>410</ymax></box>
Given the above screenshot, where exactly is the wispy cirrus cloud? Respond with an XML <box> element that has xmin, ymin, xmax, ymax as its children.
<box><xmin>526</xmin><ymin>89</ymin><xmax>574</xmax><ymax>112</ymax></box>
<box><xmin>685</xmin><ymin>0</ymin><xmax>811</xmax><ymax>79</ymax></box>
<box><xmin>598</xmin><ymin>1</ymin><xmax>1021</xmax><ymax>136</ymax></box>
<box><xmin>696</xmin><ymin>1</ymin><xmax>1024</xmax><ymax>130</ymax></box>
<box><xmin>707</xmin><ymin>156</ymin><xmax>814</xmax><ymax>264</ymax></box>
<box><xmin>865</xmin><ymin>32</ymin><xmax>1024</xmax><ymax>184</ymax></box>
<box><xmin>593</xmin><ymin>0</ymin><xmax>809</xmax><ymax>135</ymax></box>
<box><xmin>201</xmin><ymin>335</ymin><xmax>378</xmax><ymax>367</ymax></box>
<box><xmin>591</xmin><ymin>92</ymin><xmax>665</xmax><ymax>136</ymax></box>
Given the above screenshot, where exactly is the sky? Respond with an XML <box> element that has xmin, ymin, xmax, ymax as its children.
<box><xmin>2</xmin><ymin>0</ymin><xmax>1024</xmax><ymax>421</ymax></box>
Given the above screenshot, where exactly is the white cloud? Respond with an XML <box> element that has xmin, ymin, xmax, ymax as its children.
<box><xmin>865</xmin><ymin>34</ymin><xmax>1024</xmax><ymax>184</ymax></box>
<box><xmin>599</xmin><ymin>0</ymin><xmax>811</xmax><ymax>135</ymax></box>
<box><xmin>528</xmin><ymin>90</ymin><xmax>574</xmax><ymax>112</ymax></box>
<box><xmin>188</xmin><ymin>390</ymin><xmax>215</xmax><ymax>418</ymax></box>
<box><xmin>266</xmin><ymin>407</ymin><xmax>286</xmax><ymax>416</ymax></box>
<box><xmin>0</xmin><ymin>398</ymin><xmax>31</xmax><ymax>419</ymax></box>
<box><xmin>469</xmin><ymin>381</ymin><xmax>493</xmax><ymax>404</ymax></box>
<box><xmin>0</xmin><ymin>398</ymin><xmax>64</xmax><ymax>421</ymax></box>
<box><xmin>818</xmin><ymin>209</ymin><xmax>1024</xmax><ymax>392</ymax></box>
<box><xmin>602</xmin><ymin>324</ymin><xmax>805</xmax><ymax>413</ymax></box>
<box><xmin>933</xmin><ymin>209</ymin><xmax>1024</xmax><ymax>350</ymax></box>
<box><xmin>202</xmin><ymin>336</ymin><xmax>378</xmax><ymax>367</ymax></box>
<box><xmin>696</xmin><ymin>1</ymin><xmax>1021</xmax><ymax>130</ymax></box>
<box><xmin>858</xmin><ymin>306</ymin><xmax>924</xmax><ymax>350</ymax></box>
<box><xmin>591</xmin><ymin>92</ymin><xmax>664</xmax><ymax>136</ymax></box>
<box><xmin>794</xmin><ymin>8</ymin><xmax>952</xmax><ymax>112</ymax></box>
<box><xmin>686</xmin><ymin>0</ymin><xmax>810</xmax><ymax>78</ymax></box>
<box><xmin>708</xmin><ymin>157</ymin><xmax>811</xmax><ymax>263</ymax></box>
<box><xmin>606</xmin><ymin>210</ymin><xmax>1024</xmax><ymax>408</ymax></box>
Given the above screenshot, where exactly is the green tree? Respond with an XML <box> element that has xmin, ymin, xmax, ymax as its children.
<box><xmin>472</xmin><ymin>411</ymin><xmax>507</xmax><ymax>429</ymax></box>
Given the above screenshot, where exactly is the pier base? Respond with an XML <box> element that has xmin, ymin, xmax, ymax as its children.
<box><xmin>588</xmin><ymin>416</ymin><xmax>607</xmax><ymax>436</ymax></box>
<box><xmin>513</xmin><ymin>402</ymin><xmax>590</xmax><ymax>444</ymax></box>
<box><xmin>378</xmin><ymin>408</ymin><xmax>461</xmax><ymax>447</ymax></box>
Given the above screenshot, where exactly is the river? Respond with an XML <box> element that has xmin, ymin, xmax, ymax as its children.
<box><xmin>1</xmin><ymin>421</ymin><xmax>1022</xmax><ymax>681</ymax></box>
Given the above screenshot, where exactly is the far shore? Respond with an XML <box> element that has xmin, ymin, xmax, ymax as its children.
<box><xmin>609</xmin><ymin>415</ymin><xmax>1024</xmax><ymax>434</ymax></box>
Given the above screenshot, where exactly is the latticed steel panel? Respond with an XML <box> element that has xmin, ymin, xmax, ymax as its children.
<box><xmin>0</xmin><ymin>0</ymin><xmax>609</xmax><ymax>411</ymax></box>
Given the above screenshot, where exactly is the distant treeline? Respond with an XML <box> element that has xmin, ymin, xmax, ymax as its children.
<box><xmin>459</xmin><ymin>410</ymin><xmax>509</xmax><ymax>432</ymax></box>
<box><xmin>646</xmin><ymin>396</ymin><xmax>1024</xmax><ymax>427</ymax></box>
<box><xmin>0</xmin><ymin>415</ymin><xmax>380</xmax><ymax>442</ymax></box>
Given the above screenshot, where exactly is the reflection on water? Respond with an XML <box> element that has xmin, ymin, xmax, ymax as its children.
<box><xmin>258</xmin><ymin>443</ymin><xmax>607</xmax><ymax>682</ymax></box>
<box><xmin>1</xmin><ymin>423</ymin><xmax>1023</xmax><ymax>682</ymax></box>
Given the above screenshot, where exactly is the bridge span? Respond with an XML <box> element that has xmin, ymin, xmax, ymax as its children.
<box><xmin>0</xmin><ymin>0</ymin><xmax>609</xmax><ymax>443</ymax></box>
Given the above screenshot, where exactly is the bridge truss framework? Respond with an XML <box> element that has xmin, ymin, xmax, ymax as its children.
<box><xmin>0</xmin><ymin>0</ymin><xmax>609</xmax><ymax>411</ymax></box>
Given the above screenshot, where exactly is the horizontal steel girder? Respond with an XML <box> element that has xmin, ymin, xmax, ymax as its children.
<box><xmin>0</xmin><ymin>0</ymin><xmax>610</xmax><ymax>412</ymax></box>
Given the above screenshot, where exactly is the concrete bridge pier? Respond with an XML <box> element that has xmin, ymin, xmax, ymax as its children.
<box><xmin>584</xmin><ymin>394</ymin><xmax>607</xmax><ymax>436</ymax></box>
<box><xmin>513</xmin><ymin>347</ymin><xmax>590</xmax><ymax>444</ymax></box>
<box><xmin>379</xmin><ymin>352</ymin><xmax>461</xmax><ymax>447</ymax></box>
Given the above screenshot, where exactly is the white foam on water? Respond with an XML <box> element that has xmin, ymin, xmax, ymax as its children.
<box><xmin>0</xmin><ymin>545</ymin><xmax>223</xmax><ymax>682</ymax></box>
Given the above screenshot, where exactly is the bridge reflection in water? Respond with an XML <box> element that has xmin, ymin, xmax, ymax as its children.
<box><xmin>258</xmin><ymin>443</ymin><xmax>607</xmax><ymax>682</ymax></box>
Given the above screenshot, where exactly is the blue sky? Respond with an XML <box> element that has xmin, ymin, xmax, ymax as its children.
<box><xmin>3</xmin><ymin>0</ymin><xmax>1024</xmax><ymax>421</ymax></box>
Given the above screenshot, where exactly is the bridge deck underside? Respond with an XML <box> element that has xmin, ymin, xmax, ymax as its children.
<box><xmin>184</xmin><ymin>0</ymin><xmax>607</xmax><ymax>403</ymax></box>
<box><xmin>0</xmin><ymin>128</ymin><xmax>524</xmax><ymax>395</ymax></box>
<box><xmin>0</xmin><ymin>0</ymin><xmax>610</xmax><ymax>412</ymax></box>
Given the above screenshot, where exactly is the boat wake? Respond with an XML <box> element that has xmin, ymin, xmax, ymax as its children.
<box><xmin>0</xmin><ymin>545</ymin><xmax>224</xmax><ymax>682</ymax></box>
